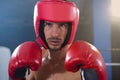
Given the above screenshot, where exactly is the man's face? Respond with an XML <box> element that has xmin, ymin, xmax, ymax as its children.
<box><xmin>44</xmin><ymin>21</ymin><xmax>69</xmax><ymax>50</ymax></box>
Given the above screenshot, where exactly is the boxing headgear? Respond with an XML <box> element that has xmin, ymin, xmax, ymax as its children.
<box><xmin>34</xmin><ymin>0</ymin><xmax>79</xmax><ymax>49</ymax></box>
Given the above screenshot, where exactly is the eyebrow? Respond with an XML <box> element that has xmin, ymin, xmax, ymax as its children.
<box><xmin>44</xmin><ymin>21</ymin><xmax>69</xmax><ymax>24</ymax></box>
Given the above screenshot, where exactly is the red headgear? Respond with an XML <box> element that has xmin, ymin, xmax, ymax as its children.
<box><xmin>34</xmin><ymin>0</ymin><xmax>79</xmax><ymax>49</ymax></box>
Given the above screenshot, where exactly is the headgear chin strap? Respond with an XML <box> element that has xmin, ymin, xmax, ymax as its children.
<box><xmin>34</xmin><ymin>0</ymin><xmax>79</xmax><ymax>49</ymax></box>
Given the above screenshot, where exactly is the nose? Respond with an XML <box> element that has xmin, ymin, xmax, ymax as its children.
<box><xmin>51</xmin><ymin>24</ymin><xmax>61</xmax><ymax>37</ymax></box>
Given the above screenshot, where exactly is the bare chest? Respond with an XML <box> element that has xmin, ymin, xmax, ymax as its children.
<box><xmin>44</xmin><ymin>71</ymin><xmax>81</xmax><ymax>80</ymax></box>
<box><xmin>35</xmin><ymin>60</ymin><xmax>81</xmax><ymax>80</ymax></box>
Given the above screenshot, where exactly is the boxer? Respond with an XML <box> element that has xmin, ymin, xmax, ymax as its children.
<box><xmin>8</xmin><ymin>0</ymin><xmax>107</xmax><ymax>80</ymax></box>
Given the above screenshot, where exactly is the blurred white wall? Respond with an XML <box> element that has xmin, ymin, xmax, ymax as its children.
<box><xmin>0</xmin><ymin>46</ymin><xmax>11</xmax><ymax>80</ymax></box>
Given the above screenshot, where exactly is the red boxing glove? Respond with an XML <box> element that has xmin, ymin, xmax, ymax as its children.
<box><xmin>64</xmin><ymin>40</ymin><xmax>107</xmax><ymax>80</ymax></box>
<box><xmin>8</xmin><ymin>41</ymin><xmax>42</xmax><ymax>80</ymax></box>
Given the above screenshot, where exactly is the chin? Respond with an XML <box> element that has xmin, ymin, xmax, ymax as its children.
<box><xmin>49</xmin><ymin>46</ymin><xmax>61</xmax><ymax>51</ymax></box>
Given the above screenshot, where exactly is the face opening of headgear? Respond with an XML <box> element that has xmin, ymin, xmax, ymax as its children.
<box><xmin>34</xmin><ymin>0</ymin><xmax>79</xmax><ymax>49</ymax></box>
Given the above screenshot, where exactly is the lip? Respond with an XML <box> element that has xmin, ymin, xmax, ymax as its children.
<box><xmin>49</xmin><ymin>40</ymin><xmax>61</xmax><ymax>46</ymax></box>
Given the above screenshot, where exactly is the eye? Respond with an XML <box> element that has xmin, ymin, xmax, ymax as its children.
<box><xmin>59</xmin><ymin>23</ymin><xmax>69</xmax><ymax>28</ymax></box>
<box><xmin>44</xmin><ymin>22</ymin><xmax>52</xmax><ymax>27</ymax></box>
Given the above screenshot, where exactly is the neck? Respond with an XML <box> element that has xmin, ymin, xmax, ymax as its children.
<box><xmin>48</xmin><ymin>49</ymin><xmax>66</xmax><ymax>62</ymax></box>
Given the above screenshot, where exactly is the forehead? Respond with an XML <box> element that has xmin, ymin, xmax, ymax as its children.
<box><xmin>44</xmin><ymin>20</ymin><xmax>70</xmax><ymax>24</ymax></box>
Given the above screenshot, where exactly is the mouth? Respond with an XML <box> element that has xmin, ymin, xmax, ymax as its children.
<box><xmin>47</xmin><ymin>37</ymin><xmax>63</xmax><ymax>48</ymax></box>
<box><xmin>49</xmin><ymin>39</ymin><xmax>61</xmax><ymax>46</ymax></box>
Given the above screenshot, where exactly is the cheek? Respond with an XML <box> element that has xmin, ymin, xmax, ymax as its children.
<box><xmin>61</xmin><ymin>29</ymin><xmax>68</xmax><ymax>39</ymax></box>
<box><xmin>44</xmin><ymin>28</ymin><xmax>50</xmax><ymax>39</ymax></box>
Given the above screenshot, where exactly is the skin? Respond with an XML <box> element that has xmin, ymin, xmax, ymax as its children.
<box><xmin>44</xmin><ymin>21</ymin><xmax>69</xmax><ymax>50</ymax></box>
<box><xmin>26</xmin><ymin>21</ymin><xmax>81</xmax><ymax>80</ymax></box>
